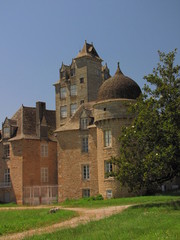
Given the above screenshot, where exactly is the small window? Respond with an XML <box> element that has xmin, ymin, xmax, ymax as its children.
<box><xmin>80</xmin><ymin>100</ymin><xmax>84</xmax><ymax>105</ymax></box>
<box><xmin>82</xmin><ymin>189</ymin><xmax>90</xmax><ymax>198</ymax></box>
<box><xmin>3</xmin><ymin>127</ymin><xmax>10</xmax><ymax>138</ymax></box>
<box><xmin>104</xmin><ymin>161</ymin><xmax>113</xmax><ymax>178</ymax></box>
<box><xmin>61</xmin><ymin>71</ymin><xmax>66</xmax><ymax>79</ymax></box>
<box><xmin>41</xmin><ymin>167</ymin><xmax>48</xmax><ymax>183</ymax></box>
<box><xmin>70</xmin><ymin>103</ymin><xmax>77</xmax><ymax>116</ymax></box>
<box><xmin>60</xmin><ymin>87</ymin><xmax>66</xmax><ymax>99</ymax></box>
<box><xmin>82</xmin><ymin>136</ymin><xmax>88</xmax><ymax>153</ymax></box>
<box><xmin>70</xmin><ymin>68</ymin><xmax>75</xmax><ymax>77</ymax></box>
<box><xmin>60</xmin><ymin>106</ymin><xmax>67</xmax><ymax>118</ymax></box>
<box><xmin>80</xmin><ymin>77</ymin><xmax>84</xmax><ymax>84</ymax></box>
<box><xmin>96</xmin><ymin>69</ymin><xmax>101</xmax><ymax>76</ymax></box>
<box><xmin>105</xmin><ymin>161</ymin><xmax>113</xmax><ymax>173</ymax></box>
<box><xmin>81</xmin><ymin>118</ymin><xmax>88</xmax><ymax>130</ymax></box>
<box><xmin>4</xmin><ymin>168</ymin><xmax>11</xmax><ymax>186</ymax></box>
<box><xmin>70</xmin><ymin>85</ymin><xmax>77</xmax><ymax>96</ymax></box>
<box><xmin>41</xmin><ymin>144</ymin><xmax>48</xmax><ymax>157</ymax></box>
<box><xmin>106</xmin><ymin>190</ymin><xmax>113</xmax><ymax>199</ymax></box>
<box><xmin>104</xmin><ymin>130</ymin><xmax>112</xmax><ymax>147</ymax></box>
<box><xmin>82</xmin><ymin>165</ymin><xmax>90</xmax><ymax>180</ymax></box>
<box><xmin>3</xmin><ymin>144</ymin><xmax>10</xmax><ymax>158</ymax></box>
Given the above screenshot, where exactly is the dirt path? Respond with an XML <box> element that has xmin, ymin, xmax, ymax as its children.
<box><xmin>0</xmin><ymin>205</ymin><xmax>131</xmax><ymax>240</ymax></box>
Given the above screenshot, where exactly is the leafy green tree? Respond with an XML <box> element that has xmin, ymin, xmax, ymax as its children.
<box><xmin>113</xmin><ymin>49</ymin><xmax>180</xmax><ymax>194</ymax></box>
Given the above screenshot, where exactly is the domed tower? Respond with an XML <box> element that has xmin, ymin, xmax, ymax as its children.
<box><xmin>94</xmin><ymin>63</ymin><xmax>141</xmax><ymax>199</ymax></box>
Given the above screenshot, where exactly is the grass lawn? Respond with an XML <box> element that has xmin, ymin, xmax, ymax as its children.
<box><xmin>0</xmin><ymin>208</ymin><xmax>77</xmax><ymax>236</ymax></box>
<box><xmin>59</xmin><ymin>193</ymin><xmax>180</xmax><ymax>208</ymax></box>
<box><xmin>0</xmin><ymin>202</ymin><xmax>19</xmax><ymax>208</ymax></box>
<box><xmin>25</xmin><ymin>200</ymin><xmax>180</xmax><ymax>240</ymax></box>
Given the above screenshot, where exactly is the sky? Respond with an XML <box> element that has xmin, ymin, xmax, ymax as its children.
<box><xmin>0</xmin><ymin>0</ymin><xmax>180</xmax><ymax>126</ymax></box>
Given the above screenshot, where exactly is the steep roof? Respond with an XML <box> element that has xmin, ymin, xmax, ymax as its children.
<box><xmin>7</xmin><ymin>104</ymin><xmax>56</xmax><ymax>141</ymax></box>
<box><xmin>75</xmin><ymin>41</ymin><xmax>102</xmax><ymax>61</ymax></box>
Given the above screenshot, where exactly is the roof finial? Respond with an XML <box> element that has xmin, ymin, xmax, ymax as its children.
<box><xmin>115</xmin><ymin>61</ymin><xmax>123</xmax><ymax>75</ymax></box>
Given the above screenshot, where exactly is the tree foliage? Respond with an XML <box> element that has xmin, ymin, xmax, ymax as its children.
<box><xmin>113</xmin><ymin>49</ymin><xmax>180</xmax><ymax>194</ymax></box>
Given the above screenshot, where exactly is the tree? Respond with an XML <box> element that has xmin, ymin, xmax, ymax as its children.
<box><xmin>113</xmin><ymin>49</ymin><xmax>180</xmax><ymax>194</ymax></box>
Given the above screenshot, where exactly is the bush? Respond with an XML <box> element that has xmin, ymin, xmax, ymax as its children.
<box><xmin>88</xmin><ymin>194</ymin><xmax>104</xmax><ymax>201</ymax></box>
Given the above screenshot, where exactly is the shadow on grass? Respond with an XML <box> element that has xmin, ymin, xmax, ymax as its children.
<box><xmin>131</xmin><ymin>200</ymin><xmax>180</xmax><ymax>210</ymax></box>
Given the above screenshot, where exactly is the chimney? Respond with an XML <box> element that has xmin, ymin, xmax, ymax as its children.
<box><xmin>36</xmin><ymin>102</ymin><xmax>47</xmax><ymax>138</ymax></box>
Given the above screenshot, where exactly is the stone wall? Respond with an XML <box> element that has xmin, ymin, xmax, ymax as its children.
<box><xmin>55</xmin><ymin>57</ymin><xmax>102</xmax><ymax>128</ymax></box>
<box><xmin>57</xmin><ymin>127</ymin><xmax>99</xmax><ymax>202</ymax></box>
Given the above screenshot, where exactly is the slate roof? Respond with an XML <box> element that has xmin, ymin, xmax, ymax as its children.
<box><xmin>75</xmin><ymin>41</ymin><xmax>102</xmax><ymax>61</ymax></box>
<box><xmin>8</xmin><ymin>104</ymin><xmax>56</xmax><ymax>141</ymax></box>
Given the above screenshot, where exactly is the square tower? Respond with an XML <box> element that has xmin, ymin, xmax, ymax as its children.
<box><xmin>54</xmin><ymin>41</ymin><xmax>104</xmax><ymax>128</ymax></box>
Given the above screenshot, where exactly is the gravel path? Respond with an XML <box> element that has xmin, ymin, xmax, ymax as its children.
<box><xmin>0</xmin><ymin>205</ymin><xmax>131</xmax><ymax>240</ymax></box>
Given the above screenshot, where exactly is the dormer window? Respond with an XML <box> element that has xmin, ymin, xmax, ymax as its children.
<box><xmin>3</xmin><ymin>127</ymin><xmax>10</xmax><ymax>138</ymax></box>
<box><xmin>81</xmin><ymin>118</ymin><xmax>88</xmax><ymax>130</ymax></box>
<box><xmin>61</xmin><ymin>71</ymin><xmax>66</xmax><ymax>79</ymax></box>
<box><xmin>70</xmin><ymin>68</ymin><xmax>75</xmax><ymax>77</ymax></box>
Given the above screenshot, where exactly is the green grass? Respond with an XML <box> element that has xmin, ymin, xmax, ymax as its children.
<box><xmin>59</xmin><ymin>193</ymin><xmax>180</xmax><ymax>208</ymax></box>
<box><xmin>0</xmin><ymin>208</ymin><xmax>77</xmax><ymax>236</ymax></box>
<box><xmin>25</xmin><ymin>200</ymin><xmax>180</xmax><ymax>240</ymax></box>
<box><xmin>0</xmin><ymin>202</ymin><xmax>18</xmax><ymax>208</ymax></box>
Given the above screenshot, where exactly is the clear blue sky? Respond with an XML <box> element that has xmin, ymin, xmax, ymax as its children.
<box><xmin>0</xmin><ymin>0</ymin><xmax>180</xmax><ymax>125</ymax></box>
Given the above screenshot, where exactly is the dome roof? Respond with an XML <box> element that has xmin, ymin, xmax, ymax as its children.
<box><xmin>98</xmin><ymin>63</ymin><xmax>141</xmax><ymax>101</ymax></box>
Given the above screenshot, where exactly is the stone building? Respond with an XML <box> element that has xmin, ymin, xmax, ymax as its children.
<box><xmin>0</xmin><ymin>102</ymin><xmax>57</xmax><ymax>204</ymax></box>
<box><xmin>55</xmin><ymin>42</ymin><xmax>141</xmax><ymax>201</ymax></box>
<box><xmin>0</xmin><ymin>41</ymin><xmax>178</xmax><ymax>204</ymax></box>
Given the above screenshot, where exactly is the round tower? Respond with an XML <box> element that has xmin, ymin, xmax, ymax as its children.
<box><xmin>93</xmin><ymin>63</ymin><xmax>141</xmax><ymax>199</ymax></box>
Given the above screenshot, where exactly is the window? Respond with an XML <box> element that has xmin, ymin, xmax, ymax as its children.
<box><xmin>41</xmin><ymin>144</ymin><xmax>48</xmax><ymax>157</ymax></box>
<box><xmin>105</xmin><ymin>161</ymin><xmax>113</xmax><ymax>174</ymax></box>
<box><xmin>106</xmin><ymin>190</ymin><xmax>113</xmax><ymax>199</ymax></box>
<box><xmin>80</xmin><ymin>100</ymin><xmax>84</xmax><ymax>105</ymax></box>
<box><xmin>4</xmin><ymin>168</ymin><xmax>10</xmax><ymax>186</ymax></box>
<box><xmin>82</xmin><ymin>136</ymin><xmax>88</xmax><ymax>153</ymax></box>
<box><xmin>3</xmin><ymin>127</ymin><xmax>10</xmax><ymax>138</ymax></box>
<box><xmin>104</xmin><ymin>130</ymin><xmax>112</xmax><ymax>147</ymax></box>
<box><xmin>60</xmin><ymin>105</ymin><xmax>67</xmax><ymax>118</ymax></box>
<box><xmin>81</xmin><ymin>118</ymin><xmax>88</xmax><ymax>130</ymax></box>
<box><xmin>70</xmin><ymin>68</ymin><xmax>75</xmax><ymax>77</ymax></box>
<box><xmin>3</xmin><ymin>144</ymin><xmax>10</xmax><ymax>158</ymax></box>
<box><xmin>70</xmin><ymin>103</ymin><xmax>77</xmax><ymax>116</ymax></box>
<box><xmin>82</xmin><ymin>165</ymin><xmax>90</xmax><ymax>180</ymax></box>
<box><xmin>70</xmin><ymin>85</ymin><xmax>77</xmax><ymax>96</ymax></box>
<box><xmin>60</xmin><ymin>87</ymin><xmax>66</xmax><ymax>99</ymax></box>
<box><xmin>41</xmin><ymin>167</ymin><xmax>48</xmax><ymax>183</ymax></box>
<box><xmin>82</xmin><ymin>189</ymin><xmax>90</xmax><ymax>198</ymax></box>
<box><xmin>61</xmin><ymin>71</ymin><xmax>66</xmax><ymax>79</ymax></box>
<box><xmin>80</xmin><ymin>77</ymin><xmax>84</xmax><ymax>83</ymax></box>
<box><xmin>96</xmin><ymin>69</ymin><xmax>101</xmax><ymax>76</ymax></box>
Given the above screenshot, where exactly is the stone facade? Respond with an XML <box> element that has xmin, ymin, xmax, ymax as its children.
<box><xmin>54</xmin><ymin>41</ymin><xmax>110</xmax><ymax>128</ymax></box>
<box><xmin>1</xmin><ymin>41</ymin><xmax>177</xmax><ymax>204</ymax></box>
<box><xmin>55</xmin><ymin>42</ymin><xmax>140</xmax><ymax>201</ymax></box>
